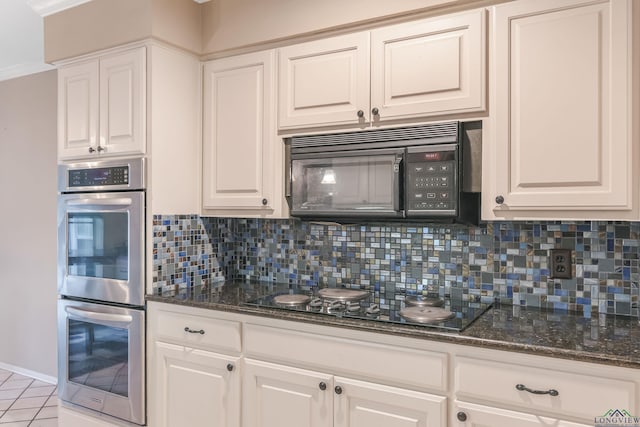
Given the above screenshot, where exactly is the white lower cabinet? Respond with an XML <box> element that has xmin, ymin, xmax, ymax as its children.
<box><xmin>243</xmin><ymin>359</ymin><xmax>333</xmax><ymax>427</ymax></box>
<box><xmin>452</xmin><ymin>401</ymin><xmax>591</xmax><ymax>427</ymax></box>
<box><xmin>148</xmin><ymin>302</ymin><xmax>640</xmax><ymax>427</ymax></box>
<box><xmin>147</xmin><ymin>303</ymin><xmax>242</xmax><ymax>427</ymax></box>
<box><xmin>453</xmin><ymin>354</ymin><xmax>638</xmax><ymax>427</ymax></box>
<box><xmin>334</xmin><ymin>376</ymin><xmax>446</xmax><ymax>427</ymax></box>
<box><xmin>243</xmin><ymin>358</ymin><xmax>446</xmax><ymax>427</ymax></box>
<box><xmin>153</xmin><ymin>342</ymin><xmax>240</xmax><ymax>427</ymax></box>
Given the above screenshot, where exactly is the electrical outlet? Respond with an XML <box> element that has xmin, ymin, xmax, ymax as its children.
<box><xmin>550</xmin><ymin>249</ymin><xmax>572</xmax><ymax>279</ymax></box>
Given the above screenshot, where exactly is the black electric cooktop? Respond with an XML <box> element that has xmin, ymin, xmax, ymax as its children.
<box><xmin>242</xmin><ymin>285</ymin><xmax>492</xmax><ymax>332</ymax></box>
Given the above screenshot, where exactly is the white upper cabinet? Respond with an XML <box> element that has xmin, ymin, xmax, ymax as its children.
<box><xmin>278</xmin><ymin>32</ymin><xmax>370</xmax><ymax>129</ymax></box>
<box><xmin>202</xmin><ymin>50</ymin><xmax>284</xmax><ymax>217</ymax></box>
<box><xmin>58</xmin><ymin>47</ymin><xmax>146</xmax><ymax>160</ymax></box>
<box><xmin>484</xmin><ymin>0</ymin><xmax>637</xmax><ymax>220</ymax></box>
<box><xmin>278</xmin><ymin>9</ymin><xmax>486</xmax><ymax>130</ymax></box>
<box><xmin>370</xmin><ymin>9</ymin><xmax>486</xmax><ymax>122</ymax></box>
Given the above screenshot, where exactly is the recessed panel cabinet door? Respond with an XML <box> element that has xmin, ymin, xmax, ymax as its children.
<box><xmin>153</xmin><ymin>341</ymin><xmax>240</xmax><ymax>427</ymax></box>
<box><xmin>242</xmin><ymin>359</ymin><xmax>333</xmax><ymax>427</ymax></box>
<box><xmin>334</xmin><ymin>377</ymin><xmax>447</xmax><ymax>427</ymax></box>
<box><xmin>203</xmin><ymin>50</ymin><xmax>276</xmax><ymax>211</ymax></box>
<box><xmin>58</xmin><ymin>47</ymin><xmax>146</xmax><ymax>160</ymax></box>
<box><xmin>58</xmin><ymin>61</ymin><xmax>99</xmax><ymax>159</ymax></box>
<box><xmin>278</xmin><ymin>32</ymin><xmax>370</xmax><ymax>129</ymax></box>
<box><xmin>99</xmin><ymin>47</ymin><xmax>146</xmax><ymax>156</ymax></box>
<box><xmin>487</xmin><ymin>0</ymin><xmax>635</xmax><ymax>219</ymax></box>
<box><xmin>370</xmin><ymin>9</ymin><xmax>486</xmax><ymax>122</ymax></box>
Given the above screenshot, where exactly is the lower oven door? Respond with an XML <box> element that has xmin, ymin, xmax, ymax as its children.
<box><xmin>58</xmin><ymin>298</ymin><xmax>145</xmax><ymax>425</ymax></box>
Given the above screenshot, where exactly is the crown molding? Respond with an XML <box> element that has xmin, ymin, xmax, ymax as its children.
<box><xmin>0</xmin><ymin>62</ymin><xmax>55</xmax><ymax>83</ymax></box>
<box><xmin>25</xmin><ymin>0</ymin><xmax>93</xmax><ymax>17</ymax></box>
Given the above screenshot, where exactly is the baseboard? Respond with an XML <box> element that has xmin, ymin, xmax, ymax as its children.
<box><xmin>0</xmin><ymin>361</ymin><xmax>57</xmax><ymax>385</ymax></box>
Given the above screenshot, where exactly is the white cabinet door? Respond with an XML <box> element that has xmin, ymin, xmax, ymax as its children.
<box><xmin>58</xmin><ymin>60</ymin><xmax>99</xmax><ymax>159</ymax></box>
<box><xmin>58</xmin><ymin>47</ymin><xmax>146</xmax><ymax>160</ymax></box>
<box><xmin>202</xmin><ymin>50</ymin><xmax>278</xmax><ymax>213</ymax></box>
<box><xmin>453</xmin><ymin>401</ymin><xmax>591</xmax><ymax>427</ymax></box>
<box><xmin>486</xmin><ymin>0</ymin><xmax>635</xmax><ymax>220</ymax></box>
<box><xmin>98</xmin><ymin>47</ymin><xmax>146</xmax><ymax>157</ymax></box>
<box><xmin>153</xmin><ymin>341</ymin><xmax>240</xmax><ymax>427</ymax></box>
<box><xmin>371</xmin><ymin>9</ymin><xmax>486</xmax><ymax>122</ymax></box>
<box><xmin>334</xmin><ymin>377</ymin><xmax>447</xmax><ymax>427</ymax></box>
<box><xmin>243</xmin><ymin>358</ymin><xmax>333</xmax><ymax>427</ymax></box>
<box><xmin>278</xmin><ymin>32</ymin><xmax>370</xmax><ymax>129</ymax></box>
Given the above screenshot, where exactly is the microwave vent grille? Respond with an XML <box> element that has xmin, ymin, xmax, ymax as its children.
<box><xmin>290</xmin><ymin>122</ymin><xmax>459</xmax><ymax>149</ymax></box>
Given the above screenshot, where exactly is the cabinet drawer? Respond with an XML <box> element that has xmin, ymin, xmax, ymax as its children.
<box><xmin>244</xmin><ymin>323</ymin><xmax>447</xmax><ymax>392</ymax></box>
<box><xmin>153</xmin><ymin>308</ymin><xmax>241</xmax><ymax>354</ymax></box>
<box><xmin>455</xmin><ymin>356</ymin><xmax>637</xmax><ymax>421</ymax></box>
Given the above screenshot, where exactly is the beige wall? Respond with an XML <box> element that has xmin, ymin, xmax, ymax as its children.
<box><xmin>0</xmin><ymin>70</ymin><xmax>58</xmax><ymax>379</ymax></box>
<box><xmin>44</xmin><ymin>0</ymin><xmax>503</xmax><ymax>62</ymax></box>
<box><xmin>201</xmin><ymin>0</ymin><xmax>465</xmax><ymax>54</ymax></box>
<box><xmin>44</xmin><ymin>0</ymin><xmax>201</xmax><ymax>63</ymax></box>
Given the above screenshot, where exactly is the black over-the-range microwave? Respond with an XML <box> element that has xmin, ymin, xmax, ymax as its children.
<box><xmin>285</xmin><ymin>121</ymin><xmax>482</xmax><ymax>224</ymax></box>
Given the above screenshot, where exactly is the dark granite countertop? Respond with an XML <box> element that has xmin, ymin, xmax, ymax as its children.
<box><xmin>146</xmin><ymin>281</ymin><xmax>640</xmax><ymax>369</ymax></box>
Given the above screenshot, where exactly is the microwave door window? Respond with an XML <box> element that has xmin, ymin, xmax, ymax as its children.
<box><xmin>292</xmin><ymin>155</ymin><xmax>395</xmax><ymax>212</ymax></box>
<box><xmin>67</xmin><ymin>212</ymin><xmax>128</xmax><ymax>280</ymax></box>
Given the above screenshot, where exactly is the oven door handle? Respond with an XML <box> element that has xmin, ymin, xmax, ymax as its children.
<box><xmin>65</xmin><ymin>306</ymin><xmax>133</xmax><ymax>327</ymax></box>
<box><xmin>65</xmin><ymin>198</ymin><xmax>134</xmax><ymax>208</ymax></box>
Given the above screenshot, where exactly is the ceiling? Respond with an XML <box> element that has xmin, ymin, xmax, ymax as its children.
<box><xmin>0</xmin><ymin>0</ymin><xmax>95</xmax><ymax>82</ymax></box>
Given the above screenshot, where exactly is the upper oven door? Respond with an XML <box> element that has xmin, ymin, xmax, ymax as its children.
<box><xmin>290</xmin><ymin>148</ymin><xmax>404</xmax><ymax>218</ymax></box>
<box><xmin>57</xmin><ymin>191</ymin><xmax>145</xmax><ymax>306</ymax></box>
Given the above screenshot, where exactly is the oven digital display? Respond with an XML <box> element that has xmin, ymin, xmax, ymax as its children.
<box><xmin>68</xmin><ymin>166</ymin><xmax>129</xmax><ymax>187</ymax></box>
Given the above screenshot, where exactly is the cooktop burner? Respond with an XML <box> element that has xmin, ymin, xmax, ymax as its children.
<box><xmin>399</xmin><ymin>306</ymin><xmax>456</xmax><ymax>323</ymax></box>
<box><xmin>243</xmin><ymin>285</ymin><xmax>492</xmax><ymax>332</ymax></box>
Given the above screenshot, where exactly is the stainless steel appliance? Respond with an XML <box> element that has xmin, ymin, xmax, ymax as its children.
<box><xmin>57</xmin><ymin>158</ymin><xmax>146</xmax><ymax>425</ymax></box>
<box><xmin>58</xmin><ymin>299</ymin><xmax>145</xmax><ymax>424</ymax></box>
<box><xmin>286</xmin><ymin>121</ymin><xmax>482</xmax><ymax>224</ymax></box>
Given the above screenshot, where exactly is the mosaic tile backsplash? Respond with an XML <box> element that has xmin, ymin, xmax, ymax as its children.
<box><xmin>152</xmin><ymin>216</ymin><xmax>640</xmax><ymax>318</ymax></box>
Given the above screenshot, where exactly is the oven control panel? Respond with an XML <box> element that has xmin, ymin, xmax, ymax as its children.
<box><xmin>58</xmin><ymin>158</ymin><xmax>145</xmax><ymax>193</ymax></box>
<box><xmin>68</xmin><ymin>166</ymin><xmax>129</xmax><ymax>187</ymax></box>
<box><xmin>405</xmin><ymin>146</ymin><xmax>457</xmax><ymax>215</ymax></box>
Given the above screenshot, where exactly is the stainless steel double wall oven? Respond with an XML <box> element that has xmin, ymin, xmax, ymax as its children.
<box><xmin>57</xmin><ymin>158</ymin><xmax>146</xmax><ymax>425</ymax></box>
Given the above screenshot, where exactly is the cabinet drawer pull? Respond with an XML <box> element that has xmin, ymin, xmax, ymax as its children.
<box><xmin>457</xmin><ymin>411</ymin><xmax>467</xmax><ymax>422</ymax></box>
<box><xmin>334</xmin><ymin>385</ymin><xmax>343</xmax><ymax>395</ymax></box>
<box><xmin>319</xmin><ymin>382</ymin><xmax>327</xmax><ymax>391</ymax></box>
<box><xmin>515</xmin><ymin>383</ymin><xmax>559</xmax><ymax>396</ymax></box>
<box><xmin>184</xmin><ymin>326</ymin><xmax>205</xmax><ymax>335</ymax></box>
<box><xmin>226</xmin><ymin>363</ymin><xmax>234</xmax><ymax>372</ymax></box>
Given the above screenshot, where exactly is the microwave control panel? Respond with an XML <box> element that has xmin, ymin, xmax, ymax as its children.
<box><xmin>405</xmin><ymin>147</ymin><xmax>457</xmax><ymax>215</ymax></box>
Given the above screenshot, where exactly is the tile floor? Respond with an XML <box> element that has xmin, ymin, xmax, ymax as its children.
<box><xmin>0</xmin><ymin>369</ymin><xmax>57</xmax><ymax>426</ymax></box>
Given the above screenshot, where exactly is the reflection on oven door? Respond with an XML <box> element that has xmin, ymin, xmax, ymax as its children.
<box><xmin>58</xmin><ymin>299</ymin><xmax>145</xmax><ymax>425</ymax></box>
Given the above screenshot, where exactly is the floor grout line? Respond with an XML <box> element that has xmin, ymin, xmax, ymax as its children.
<box><xmin>0</xmin><ymin>370</ymin><xmax>58</xmax><ymax>426</ymax></box>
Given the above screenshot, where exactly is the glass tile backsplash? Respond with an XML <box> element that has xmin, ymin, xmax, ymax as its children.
<box><xmin>152</xmin><ymin>216</ymin><xmax>640</xmax><ymax>318</ymax></box>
